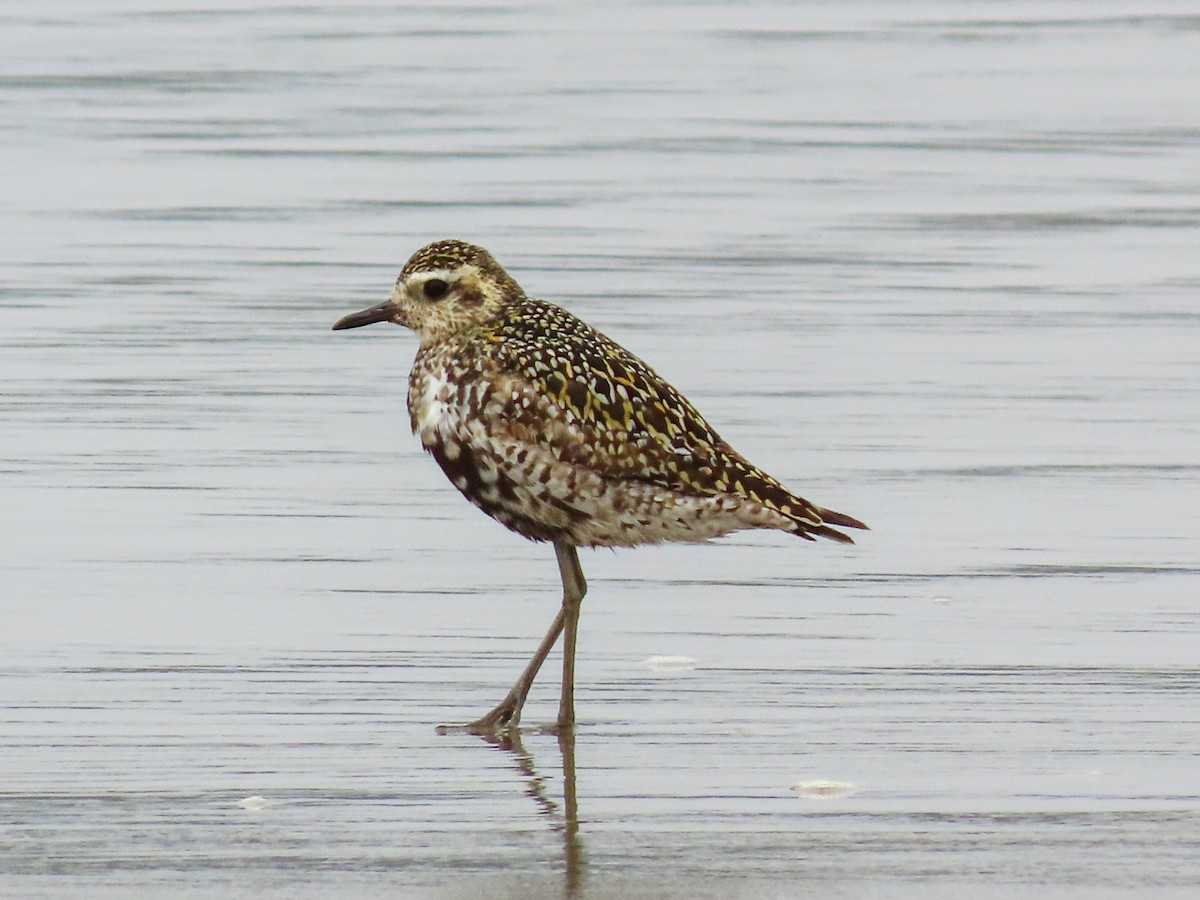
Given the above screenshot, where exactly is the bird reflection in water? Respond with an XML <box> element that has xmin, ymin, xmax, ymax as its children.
<box><xmin>480</xmin><ymin>728</ymin><xmax>584</xmax><ymax>897</ymax></box>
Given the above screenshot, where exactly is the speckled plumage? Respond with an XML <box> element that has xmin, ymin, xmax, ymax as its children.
<box><xmin>343</xmin><ymin>239</ymin><xmax>865</xmax><ymax>549</ymax></box>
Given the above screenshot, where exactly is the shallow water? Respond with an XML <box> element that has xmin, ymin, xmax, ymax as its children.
<box><xmin>3</xmin><ymin>1</ymin><xmax>1199</xmax><ymax>897</ymax></box>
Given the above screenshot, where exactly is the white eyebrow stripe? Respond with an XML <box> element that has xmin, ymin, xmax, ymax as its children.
<box><xmin>413</xmin><ymin>268</ymin><xmax>460</xmax><ymax>283</ymax></box>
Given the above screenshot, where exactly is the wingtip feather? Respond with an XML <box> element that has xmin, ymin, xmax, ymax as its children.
<box><xmin>817</xmin><ymin>507</ymin><xmax>869</xmax><ymax>532</ymax></box>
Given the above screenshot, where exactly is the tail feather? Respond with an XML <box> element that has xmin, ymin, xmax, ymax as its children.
<box><xmin>704</xmin><ymin>458</ymin><xmax>868</xmax><ymax>546</ymax></box>
<box><xmin>795</xmin><ymin>506</ymin><xmax>868</xmax><ymax>545</ymax></box>
<box><xmin>809</xmin><ymin>524</ymin><xmax>857</xmax><ymax>545</ymax></box>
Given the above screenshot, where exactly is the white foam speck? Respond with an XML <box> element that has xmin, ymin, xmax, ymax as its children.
<box><xmin>645</xmin><ymin>655</ymin><xmax>698</xmax><ymax>672</ymax></box>
<box><xmin>790</xmin><ymin>780</ymin><xmax>857</xmax><ymax>799</ymax></box>
<box><xmin>932</xmin><ymin>596</ymin><xmax>952</xmax><ymax>604</ymax></box>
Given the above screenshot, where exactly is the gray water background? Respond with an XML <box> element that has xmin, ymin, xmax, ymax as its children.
<box><xmin>2</xmin><ymin>2</ymin><xmax>1199</xmax><ymax>897</ymax></box>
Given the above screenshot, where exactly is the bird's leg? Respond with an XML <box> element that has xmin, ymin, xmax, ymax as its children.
<box><xmin>555</xmin><ymin>542</ymin><xmax>587</xmax><ymax>731</ymax></box>
<box><xmin>437</xmin><ymin>542</ymin><xmax>585</xmax><ymax>735</ymax></box>
<box><xmin>439</xmin><ymin>605</ymin><xmax>565</xmax><ymax>734</ymax></box>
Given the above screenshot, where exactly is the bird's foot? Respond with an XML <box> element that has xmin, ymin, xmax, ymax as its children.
<box><xmin>435</xmin><ymin>700</ymin><xmax>576</xmax><ymax>736</ymax></box>
<box><xmin>435</xmin><ymin>694</ymin><xmax>523</xmax><ymax>735</ymax></box>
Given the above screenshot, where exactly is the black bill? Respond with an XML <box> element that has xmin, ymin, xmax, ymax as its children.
<box><xmin>332</xmin><ymin>301</ymin><xmax>397</xmax><ymax>330</ymax></box>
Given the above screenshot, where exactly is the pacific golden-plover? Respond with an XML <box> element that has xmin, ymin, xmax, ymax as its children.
<box><xmin>334</xmin><ymin>239</ymin><xmax>866</xmax><ymax>733</ymax></box>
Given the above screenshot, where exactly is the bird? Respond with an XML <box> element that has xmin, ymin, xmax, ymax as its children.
<box><xmin>333</xmin><ymin>239</ymin><xmax>866</xmax><ymax>733</ymax></box>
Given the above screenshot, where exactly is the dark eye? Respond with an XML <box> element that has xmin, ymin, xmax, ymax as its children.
<box><xmin>423</xmin><ymin>278</ymin><xmax>450</xmax><ymax>301</ymax></box>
